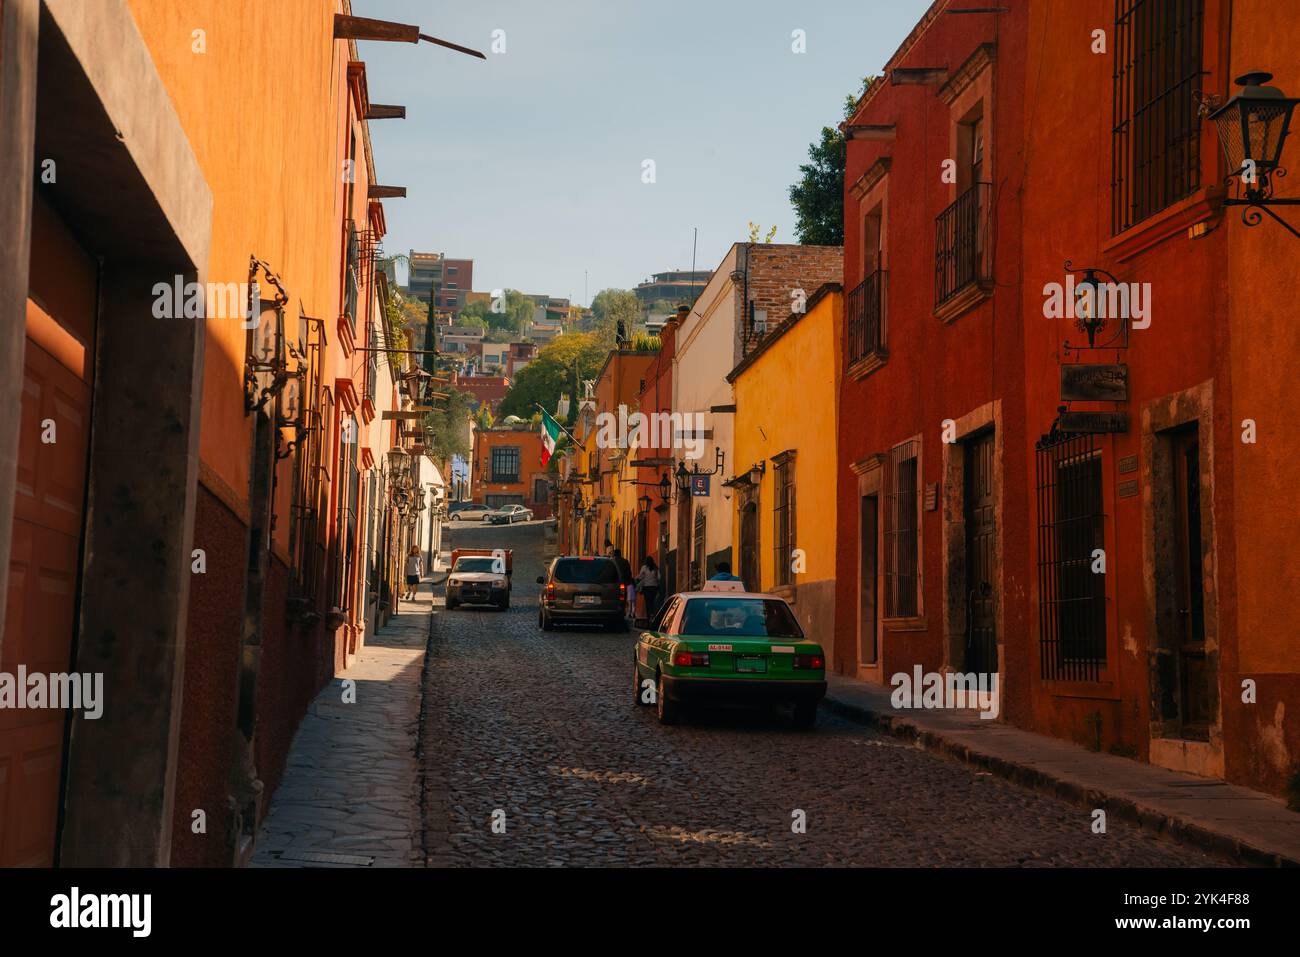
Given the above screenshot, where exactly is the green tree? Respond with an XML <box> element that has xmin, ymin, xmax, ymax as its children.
<box><xmin>788</xmin><ymin>77</ymin><xmax>873</xmax><ymax>246</ymax></box>
<box><xmin>497</xmin><ymin>332</ymin><xmax>606</xmax><ymax>421</ymax></box>
<box><xmin>422</xmin><ymin>387</ymin><xmax>473</xmax><ymax>463</ymax></box>
<box><xmin>589</xmin><ymin>288</ymin><xmax>641</xmax><ymax>349</ymax></box>
<box><xmin>458</xmin><ymin>289</ymin><xmax>534</xmax><ymax>335</ymax></box>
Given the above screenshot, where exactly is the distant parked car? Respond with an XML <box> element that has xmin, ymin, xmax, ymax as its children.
<box><xmin>537</xmin><ymin>556</ymin><xmax>626</xmax><ymax>632</ymax></box>
<box><xmin>448</xmin><ymin>502</ymin><xmax>492</xmax><ymax>522</ymax></box>
<box><xmin>485</xmin><ymin>504</ymin><xmax>533</xmax><ymax>525</ymax></box>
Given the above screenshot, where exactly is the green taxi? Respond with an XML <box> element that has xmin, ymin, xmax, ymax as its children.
<box><xmin>632</xmin><ymin>584</ymin><xmax>826</xmax><ymax>729</ymax></box>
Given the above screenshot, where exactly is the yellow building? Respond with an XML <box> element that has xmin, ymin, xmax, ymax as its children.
<box><xmin>727</xmin><ymin>286</ymin><xmax>842</xmax><ymax>657</ymax></box>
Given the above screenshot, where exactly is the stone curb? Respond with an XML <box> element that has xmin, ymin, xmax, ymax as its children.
<box><xmin>820</xmin><ymin>693</ymin><xmax>1299</xmax><ymax>868</ymax></box>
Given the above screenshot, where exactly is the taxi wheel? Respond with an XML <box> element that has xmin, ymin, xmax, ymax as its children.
<box><xmin>656</xmin><ymin>672</ymin><xmax>679</xmax><ymax>725</ymax></box>
<box><xmin>632</xmin><ymin>660</ymin><xmax>647</xmax><ymax>706</ymax></box>
<box><xmin>446</xmin><ymin>599</ymin><xmax>458</xmax><ymax>611</ymax></box>
<box><xmin>540</xmin><ymin>609</ymin><xmax>553</xmax><ymax>631</ymax></box>
<box><xmin>792</xmin><ymin>700</ymin><xmax>818</xmax><ymax>731</ymax></box>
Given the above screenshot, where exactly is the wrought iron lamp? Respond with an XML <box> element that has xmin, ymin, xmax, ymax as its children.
<box><xmin>1209</xmin><ymin>71</ymin><xmax>1300</xmax><ymax>238</ymax></box>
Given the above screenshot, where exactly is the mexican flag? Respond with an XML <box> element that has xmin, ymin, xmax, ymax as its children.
<box><xmin>539</xmin><ymin>407</ymin><xmax>563</xmax><ymax>466</ymax></box>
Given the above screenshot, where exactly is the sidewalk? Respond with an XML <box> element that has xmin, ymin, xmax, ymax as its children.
<box><xmin>249</xmin><ymin>582</ymin><xmax>432</xmax><ymax>868</ymax></box>
<box><xmin>823</xmin><ymin>674</ymin><xmax>1300</xmax><ymax>866</ymax></box>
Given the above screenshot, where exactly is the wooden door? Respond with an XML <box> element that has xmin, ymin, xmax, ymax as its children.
<box><xmin>2</xmin><ymin>198</ymin><xmax>97</xmax><ymax>866</ymax></box>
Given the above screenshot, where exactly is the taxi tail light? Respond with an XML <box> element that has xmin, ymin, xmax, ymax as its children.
<box><xmin>619</xmin><ymin>583</ymin><xmax>627</xmax><ymax>600</ymax></box>
<box><xmin>793</xmin><ymin>654</ymin><xmax>824</xmax><ymax>670</ymax></box>
<box><xmin>546</xmin><ymin>581</ymin><xmax>555</xmax><ymax>604</ymax></box>
<box><xmin>673</xmin><ymin>651</ymin><xmax>710</xmax><ymax>667</ymax></box>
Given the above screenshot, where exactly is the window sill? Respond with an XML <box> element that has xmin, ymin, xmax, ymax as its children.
<box><xmin>1039</xmin><ymin>677</ymin><xmax>1120</xmax><ymax>700</ymax></box>
<box><xmin>933</xmin><ymin>279</ymin><xmax>992</xmax><ymax>324</ymax></box>
<box><xmin>848</xmin><ymin>348</ymin><xmax>888</xmax><ymax>381</ymax></box>
<box><xmin>1103</xmin><ymin>185</ymin><xmax>1225</xmax><ymax>264</ymax></box>
<box><xmin>882</xmin><ymin>616</ymin><xmax>927</xmax><ymax>632</ymax></box>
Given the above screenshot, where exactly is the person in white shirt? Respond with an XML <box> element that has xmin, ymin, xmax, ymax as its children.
<box><xmin>634</xmin><ymin>556</ymin><xmax>660</xmax><ymax>620</ymax></box>
<box><xmin>404</xmin><ymin>546</ymin><xmax>422</xmax><ymax>601</ymax></box>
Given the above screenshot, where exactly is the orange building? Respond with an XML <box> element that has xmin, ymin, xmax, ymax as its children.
<box><xmin>471</xmin><ymin>422</ymin><xmax>553</xmax><ymax>518</ymax></box>
<box><xmin>0</xmin><ymin>0</ymin><xmax>421</xmax><ymax>866</ymax></box>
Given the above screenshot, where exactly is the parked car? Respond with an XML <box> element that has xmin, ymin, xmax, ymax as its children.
<box><xmin>631</xmin><ymin>583</ymin><xmax>826</xmax><ymax>728</ymax></box>
<box><xmin>445</xmin><ymin>548</ymin><xmax>513</xmax><ymax>610</ymax></box>
<box><xmin>485</xmin><ymin>504</ymin><xmax>533</xmax><ymax>525</ymax></box>
<box><xmin>448</xmin><ymin>502</ymin><xmax>492</xmax><ymax>522</ymax></box>
<box><xmin>537</xmin><ymin>556</ymin><xmax>626</xmax><ymax>631</ymax></box>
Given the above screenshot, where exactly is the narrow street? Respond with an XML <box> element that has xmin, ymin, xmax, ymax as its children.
<box><xmin>421</xmin><ymin>521</ymin><xmax>1224</xmax><ymax>867</ymax></box>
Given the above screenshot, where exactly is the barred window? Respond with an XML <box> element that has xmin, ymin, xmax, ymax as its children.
<box><xmin>772</xmin><ymin>454</ymin><xmax>797</xmax><ymax>587</ymax></box>
<box><xmin>491</xmin><ymin>446</ymin><xmax>520</xmax><ymax>483</ymax></box>
<box><xmin>1112</xmin><ymin>0</ymin><xmax>1205</xmax><ymax>233</ymax></box>
<box><xmin>1035</xmin><ymin>431</ymin><xmax>1107</xmax><ymax>681</ymax></box>
<box><xmin>690</xmin><ymin>508</ymin><xmax>706</xmax><ymax>590</ymax></box>
<box><xmin>884</xmin><ymin>440</ymin><xmax>919</xmax><ymax>617</ymax></box>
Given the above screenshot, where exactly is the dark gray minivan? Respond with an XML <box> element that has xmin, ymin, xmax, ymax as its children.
<box><xmin>537</xmin><ymin>556</ymin><xmax>627</xmax><ymax>631</ymax></box>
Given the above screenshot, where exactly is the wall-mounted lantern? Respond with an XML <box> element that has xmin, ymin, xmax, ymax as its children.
<box><xmin>747</xmin><ymin>461</ymin><xmax>766</xmax><ymax>487</ymax></box>
<box><xmin>638</xmin><ymin>493</ymin><xmax>652</xmax><ymax>516</ymax></box>
<box><xmin>244</xmin><ymin>255</ymin><xmax>292</xmax><ymax>414</ymax></box>
<box><xmin>1210</xmin><ymin>71</ymin><xmax>1300</xmax><ymax>238</ymax></box>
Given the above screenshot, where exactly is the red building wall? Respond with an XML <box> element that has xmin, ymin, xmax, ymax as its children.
<box><xmin>834</xmin><ymin>3</ymin><xmax>1031</xmax><ymax>697</ymax></box>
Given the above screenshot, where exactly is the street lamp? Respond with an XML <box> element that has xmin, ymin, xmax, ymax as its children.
<box><xmin>658</xmin><ymin>471</ymin><xmax>671</xmax><ymax>504</ymax></box>
<box><xmin>638</xmin><ymin>493</ymin><xmax>652</xmax><ymax>516</ymax></box>
<box><xmin>400</xmin><ymin>366</ymin><xmax>434</xmax><ymax>403</ymax></box>
<box><xmin>1209</xmin><ymin>71</ymin><xmax>1300</xmax><ymax>237</ymax></box>
<box><xmin>673</xmin><ymin>461</ymin><xmax>691</xmax><ymax>495</ymax></box>
<box><xmin>747</xmin><ymin>461</ymin><xmax>766</xmax><ymax>486</ymax></box>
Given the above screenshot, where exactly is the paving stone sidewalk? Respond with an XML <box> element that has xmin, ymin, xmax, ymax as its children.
<box><xmin>250</xmin><ymin>582</ymin><xmax>431</xmax><ymax>868</ymax></box>
<box><xmin>823</xmin><ymin>674</ymin><xmax>1300</xmax><ymax>867</ymax></box>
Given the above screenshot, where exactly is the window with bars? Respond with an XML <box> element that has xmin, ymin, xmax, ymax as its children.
<box><xmin>1111</xmin><ymin>0</ymin><xmax>1205</xmax><ymax>234</ymax></box>
<box><xmin>1035</xmin><ymin>431</ymin><xmax>1108</xmax><ymax>681</ymax></box>
<box><xmin>884</xmin><ymin>440</ymin><xmax>920</xmax><ymax>617</ymax></box>
<box><xmin>491</xmin><ymin>446</ymin><xmax>520</xmax><ymax>483</ymax></box>
<box><xmin>336</xmin><ymin>412</ymin><xmax>359</xmax><ymax>612</ymax></box>
<box><xmin>772</xmin><ymin>454</ymin><xmax>797</xmax><ymax>587</ymax></box>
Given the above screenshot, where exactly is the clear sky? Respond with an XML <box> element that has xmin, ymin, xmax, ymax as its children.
<box><xmin>359</xmin><ymin>0</ymin><xmax>932</xmax><ymax>305</ymax></box>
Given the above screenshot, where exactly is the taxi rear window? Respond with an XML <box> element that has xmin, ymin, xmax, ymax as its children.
<box><xmin>553</xmin><ymin>558</ymin><xmax>619</xmax><ymax>584</ymax></box>
<box><xmin>677</xmin><ymin>598</ymin><xmax>803</xmax><ymax>638</ymax></box>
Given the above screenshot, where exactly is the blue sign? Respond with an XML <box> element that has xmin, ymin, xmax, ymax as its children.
<box><xmin>690</xmin><ymin>475</ymin><xmax>710</xmax><ymax>497</ymax></box>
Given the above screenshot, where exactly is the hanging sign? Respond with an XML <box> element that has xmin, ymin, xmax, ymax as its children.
<box><xmin>690</xmin><ymin>475</ymin><xmax>710</xmax><ymax>497</ymax></box>
<box><xmin>1060</xmin><ymin>411</ymin><xmax>1129</xmax><ymax>433</ymax></box>
<box><xmin>1061</xmin><ymin>363</ymin><xmax>1129</xmax><ymax>402</ymax></box>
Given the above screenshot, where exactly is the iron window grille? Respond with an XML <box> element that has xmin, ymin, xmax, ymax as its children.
<box><xmin>491</xmin><ymin>446</ymin><xmax>520</xmax><ymax>484</ymax></box>
<box><xmin>1035</xmin><ymin>428</ymin><xmax>1108</xmax><ymax>681</ymax></box>
<box><xmin>847</xmin><ymin>269</ymin><xmax>888</xmax><ymax>365</ymax></box>
<box><xmin>289</xmin><ymin>318</ymin><xmax>326</xmax><ymax>603</ymax></box>
<box><xmin>1111</xmin><ymin>0</ymin><xmax>1205</xmax><ymax>234</ymax></box>
<box><xmin>934</xmin><ymin>182</ymin><xmax>993</xmax><ymax>309</ymax></box>
<box><xmin>884</xmin><ymin>440</ymin><xmax>920</xmax><ymax>617</ymax></box>
<box><xmin>773</xmin><ymin>456</ymin><xmax>797</xmax><ymax>587</ymax></box>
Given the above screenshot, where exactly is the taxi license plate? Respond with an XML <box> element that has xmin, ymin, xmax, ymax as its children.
<box><xmin>575</xmin><ymin>595</ymin><xmax>599</xmax><ymax>606</ymax></box>
<box><xmin>735</xmin><ymin>655</ymin><xmax>766</xmax><ymax>674</ymax></box>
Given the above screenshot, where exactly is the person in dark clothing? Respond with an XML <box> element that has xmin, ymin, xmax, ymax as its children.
<box><xmin>610</xmin><ymin>548</ymin><xmax>633</xmax><ymax>584</ymax></box>
<box><xmin>709</xmin><ymin>560</ymin><xmax>742</xmax><ymax>582</ymax></box>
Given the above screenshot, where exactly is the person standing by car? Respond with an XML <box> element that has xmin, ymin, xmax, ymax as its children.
<box><xmin>635</xmin><ymin>555</ymin><xmax>660</xmax><ymax>621</ymax></box>
<box><xmin>610</xmin><ymin>547</ymin><xmax>634</xmax><ymax>618</ymax></box>
<box><xmin>404</xmin><ymin>545</ymin><xmax>422</xmax><ymax>601</ymax></box>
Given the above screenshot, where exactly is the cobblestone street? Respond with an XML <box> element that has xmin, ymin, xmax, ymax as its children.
<box><xmin>420</xmin><ymin>521</ymin><xmax>1228</xmax><ymax>868</ymax></box>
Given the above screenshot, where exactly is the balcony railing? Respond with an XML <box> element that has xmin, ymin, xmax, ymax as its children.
<box><xmin>847</xmin><ymin>268</ymin><xmax>887</xmax><ymax>366</ymax></box>
<box><xmin>934</xmin><ymin>181</ymin><xmax>992</xmax><ymax>310</ymax></box>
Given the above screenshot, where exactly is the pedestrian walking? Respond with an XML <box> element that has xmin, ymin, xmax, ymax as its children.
<box><xmin>404</xmin><ymin>545</ymin><xmax>422</xmax><ymax>601</ymax></box>
<box><xmin>635</xmin><ymin>555</ymin><xmax>660</xmax><ymax>621</ymax></box>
